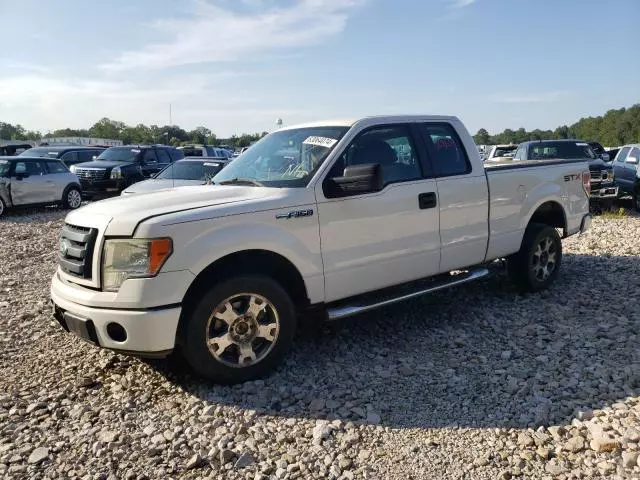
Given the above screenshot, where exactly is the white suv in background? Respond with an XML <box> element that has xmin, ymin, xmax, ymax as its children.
<box><xmin>178</xmin><ymin>145</ymin><xmax>233</xmax><ymax>159</ymax></box>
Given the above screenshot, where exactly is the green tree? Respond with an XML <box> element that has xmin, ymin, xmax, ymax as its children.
<box><xmin>474</xmin><ymin>128</ymin><xmax>491</xmax><ymax>145</ymax></box>
<box><xmin>89</xmin><ymin>118</ymin><xmax>125</xmax><ymax>139</ymax></box>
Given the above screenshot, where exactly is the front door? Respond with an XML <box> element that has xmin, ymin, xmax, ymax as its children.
<box><xmin>612</xmin><ymin>146</ymin><xmax>631</xmax><ymax>193</ymax></box>
<box><xmin>316</xmin><ymin>124</ymin><xmax>441</xmax><ymax>302</ymax></box>
<box><xmin>11</xmin><ymin>161</ymin><xmax>50</xmax><ymax>205</ymax></box>
<box><xmin>623</xmin><ymin>147</ymin><xmax>640</xmax><ymax>194</ymax></box>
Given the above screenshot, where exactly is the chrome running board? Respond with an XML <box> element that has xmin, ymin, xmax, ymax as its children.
<box><xmin>326</xmin><ymin>268</ymin><xmax>489</xmax><ymax>320</ymax></box>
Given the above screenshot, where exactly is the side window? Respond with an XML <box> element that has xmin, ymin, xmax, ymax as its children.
<box><xmin>419</xmin><ymin>123</ymin><xmax>470</xmax><ymax>177</ymax></box>
<box><xmin>157</xmin><ymin>149</ymin><xmax>172</xmax><ymax>165</ymax></box>
<box><xmin>171</xmin><ymin>149</ymin><xmax>185</xmax><ymax>161</ymax></box>
<box><xmin>76</xmin><ymin>151</ymin><xmax>97</xmax><ymax>163</ymax></box>
<box><xmin>46</xmin><ymin>161</ymin><xmax>68</xmax><ymax>174</ymax></box>
<box><xmin>628</xmin><ymin>147</ymin><xmax>640</xmax><ymax>162</ymax></box>
<box><xmin>15</xmin><ymin>161</ymin><xmax>45</xmax><ymax>175</ymax></box>
<box><xmin>142</xmin><ymin>149</ymin><xmax>158</xmax><ymax>164</ymax></box>
<box><xmin>616</xmin><ymin>147</ymin><xmax>630</xmax><ymax>163</ymax></box>
<box><xmin>60</xmin><ymin>151</ymin><xmax>78</xmax><ymax>165</ymax></box>
<box><xmin>327</xmin><ymin>125</ymin><xmax>422</xmax><ymax>189</ymax></box>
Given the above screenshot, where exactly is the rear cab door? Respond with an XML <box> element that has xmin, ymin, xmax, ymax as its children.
<box><xmin>415</xmin><ymin>120</ymin><xmax>489</xmax><ymax>272</ymax></box>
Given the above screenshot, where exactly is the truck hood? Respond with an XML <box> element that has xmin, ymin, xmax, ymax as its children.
<box><xmin>65</xmin><ymin>185</ymin><xmax>287</xmax><ymax>236</ymax></box>
<box><xmin>122</xmin><ymin>178</ymin><xmax>204</xmax><ymax>194</ymax></box>
<box><xmin>73</xmin><ymin>160</ymin><xmax>132</xmax><ymax>169</ymax></box>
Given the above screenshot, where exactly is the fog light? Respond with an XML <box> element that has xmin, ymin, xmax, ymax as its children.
<box><xmin>106</xmin><ymin>322</ymin><xmax>127</xmax><ymax>342</ymax></box>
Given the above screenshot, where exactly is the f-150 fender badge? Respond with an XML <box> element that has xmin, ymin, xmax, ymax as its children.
<box><xmin>276</xmin><ymin>209</ymin><xmax>314</xmax><ymax>220</ymax></box>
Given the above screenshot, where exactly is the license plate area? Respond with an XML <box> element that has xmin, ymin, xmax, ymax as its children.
<box><xmin>54</xmin><ymin>305</ymin><xmax>100</xmax><ymax>346</ymax></box>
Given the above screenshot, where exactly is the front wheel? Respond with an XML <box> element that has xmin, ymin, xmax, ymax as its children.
<box><xmin>634</xmin><ymin>189</ymin><xmax>640</xmax><ymax>212</ymax></box>
<box><xmin>0</xmin><ymin>197</ymin><xmax>5</xmax><ymax>217</ymax></box>
<box><xmin>181</xmin><ymin>275</ymin><xmax>296</xmax><ymax>383</ymax></box>
<box><xmin>62</xmin><ymin>186</ymin><xmax>82</xmax><ymax>210</ymax></box>
<box><xmin>507</xmin><ymin>223</ymin><xmax>562</xmax><ymax>293</ymax></box>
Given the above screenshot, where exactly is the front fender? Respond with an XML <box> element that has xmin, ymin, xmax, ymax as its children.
<box><xmin>151</xmin><ymin>211</ymin><xmax>325</xmax><ymax>303</ymax></box>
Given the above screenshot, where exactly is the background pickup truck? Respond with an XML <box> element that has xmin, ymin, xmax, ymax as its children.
<box><xmin>512</xmin><ymin>139</ymin><xmax>618</xmax><ymax>207</ymax></box>
<box><xmin>50</xmin><ymin>115</ymin><xmax>592</xmax><ymax>383</ymax></box>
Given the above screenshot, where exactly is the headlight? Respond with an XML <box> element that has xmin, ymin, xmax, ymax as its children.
<box><xmin>110</xmin><ymin>166</ymin><xmax>122</xmax><ymax>180</ymax></box>
<box><xmin>102</xmin><ymin>238</ymin><xmax>172</xmax><ymax>292</ymax></box>
<box><xmin>69</xmin><ymin>165</ymin><xmax>77</xmax><ymax>173</ymax></box>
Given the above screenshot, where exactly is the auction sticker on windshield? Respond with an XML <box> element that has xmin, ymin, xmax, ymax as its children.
<box><xmin>303</xmin><ymin>136</ymin><xmax>338</xmax><ymax>148</ymax></box>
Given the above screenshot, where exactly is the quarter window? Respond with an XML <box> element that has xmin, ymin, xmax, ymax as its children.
<box><xmin>419</xmin><ymin>123</ymin><xmax>470</xmax><ymax>176</ymax></box>
<box><xmin>157</xmin><ymin>149</ymin><xmax>172</xmax><ymax>165</ymax></box>
<box><xmin>142</xmin><ymin>149</ymin><xmax>158</xmax><ymax>164</ymax></box>
<box><xmin>327</xmin><ymin>125</ymin><xmax>422</xmax><ymax>190</ymax></box>
<box><xmin>46</xmin><ymin>161</ymin><xmax>68</xmax><ymax>173</ymax></box>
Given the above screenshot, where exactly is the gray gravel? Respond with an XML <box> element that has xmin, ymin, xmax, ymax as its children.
<box><xmin>1</xmin><ymin>207</ymin><xmax>640</xmax><ymax>479</ymax></box>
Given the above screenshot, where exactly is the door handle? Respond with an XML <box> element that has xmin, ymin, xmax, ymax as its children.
<box><xmin>418</xmin><ymin>192</ymin><xmax>437</xmax><ymax>209</ymax></box>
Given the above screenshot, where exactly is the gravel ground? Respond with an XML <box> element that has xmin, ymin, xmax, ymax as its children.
<box><xmin>1</xmin><ymin>206</ymin><xmax>640</xmax><ymax>480</ymax></box>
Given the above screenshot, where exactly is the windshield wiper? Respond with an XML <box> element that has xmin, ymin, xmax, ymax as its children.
<box><xmin>218</xmin><ymin>177</ymin><xmax>265</xmax><ymax>187</ymax></box>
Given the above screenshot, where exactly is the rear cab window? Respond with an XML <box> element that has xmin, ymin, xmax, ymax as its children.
<box><xmin>529</xmin><ymin>141</ymin><xmax>596</xmax><ymax>160</ymax></box>
<box><xmin>419</xmin><ymin>123</ymin><xmax>471</xmax><ymax>177</ymax></box>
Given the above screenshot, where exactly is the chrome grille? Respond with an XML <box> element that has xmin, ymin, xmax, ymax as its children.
<box><xmin>75</xmin><ymin>168</ymin><xmax>107</xmax><ymax>180</ymax></box>
<box><xmin>58</xmin><ymin>224</ymin><xmax>97</xmax><ymax>280</ymax></box>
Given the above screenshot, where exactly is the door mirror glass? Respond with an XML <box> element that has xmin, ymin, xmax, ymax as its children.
<box><xmin>601</xmin><ymin>153</ymin><xmax>610</xmax><ymax>162</ymax></box>
<box><xmin>329</xmin><ymin>163</ymin><xmax>383</xmax><ymax>196</ymax></box>
<box><xmin>15</xmin><ymin>172</ymin><xmax>29</xmax><ymax>180</ymax></box>
<box><xmin>627</xmin><ymin>156</ymin><xmax>639</xmax><ymax>165</ymax></box>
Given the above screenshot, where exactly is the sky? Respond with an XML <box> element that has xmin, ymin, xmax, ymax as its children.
<box><xmin>0</xmin><ymin>0</ymin><xmax>638</xmax><ymax>137</ymax></box>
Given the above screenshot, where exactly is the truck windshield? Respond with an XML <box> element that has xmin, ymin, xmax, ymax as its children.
<box><xmin>212</xmin><ymin>126</ymin><xmax>349</xmax><ymax>187</ymax></box>
<box><xmin>96</xmin><ymin>147</ymin><xmax>142</xmax><ymax>162</ymax></box>
<box><xmin>530</xmin><ymin>142</ymin><xmax>597</xmax><ymax>160</ymax></box>
<box><xmin>156</xmin><ymin>160</ymin><xmax>225</xmax><ymax>181</ymax></box>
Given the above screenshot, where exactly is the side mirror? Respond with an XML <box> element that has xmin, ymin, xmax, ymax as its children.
<box><xmin>601</xmin><ymin>153</ymin><xmax>610</xmax><ymax>162</ymax></box>
<box><xmin>627</xmin><ymin>156</ymin><xmax>639</xmax><ymax>165</ymax></box>
<box><xmin>15</xmin><ymin>172</ymin><xmax>29</xmax><ymax>180</ymax></box>
<box><xmin>329</xmin><ymin>163</ymin><xmax>383</xmax><ymax>196</ymax></box>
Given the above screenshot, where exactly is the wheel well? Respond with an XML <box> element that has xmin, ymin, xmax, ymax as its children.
<box><xmin>528</xmin><ymin>201</ymin><xmax>567</xmax><ymax>235</ymax></box>
<box><xmin>178</xmin><ymin>250</ymin><xmax>309</xmax><ymax>339</ymax></box>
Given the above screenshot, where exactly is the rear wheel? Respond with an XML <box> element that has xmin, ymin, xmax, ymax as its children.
<box><xmin>0</xmin><ymin>197</ymin><xmax>5</xmax><ymax>217</ymax></box>
<box><xmin>507</xmin><ymin>223</ymin><xmax>562</xmax><ymax>293</ymax></box>
<box><xmin>62</xmin><ymin>186</ymin><xmax>82</xmax><ymax>209</ymax></box>
<box><xmin>181</xmin><ymin>275</ymin><xmax>296</xmax><ymax>384</ymax></box>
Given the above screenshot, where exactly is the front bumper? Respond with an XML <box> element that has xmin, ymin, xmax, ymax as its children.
<box><xmin>79</xmin><ymin>178</ymin><xmax>125</xmax><ymax>195</ymax></box>
<box><xmin>589</xmin><ymin>184</ymin><xmax>618</xmax><ymax>199</ymax></box>
<box><xmin>51</xmin><ymin>274</ymin><xmax>181</xmax><ymax>355</ymax></box>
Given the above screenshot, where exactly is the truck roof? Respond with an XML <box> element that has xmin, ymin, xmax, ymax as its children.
<box><xmin>280</xmin><ymin>115</ymin><xmax>461</xmax><ymax>131</ymax></box>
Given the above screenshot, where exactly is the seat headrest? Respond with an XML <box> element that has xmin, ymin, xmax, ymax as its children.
<box><xmin>351</xmin><ymin>139</ymin><xmax>397</xmax><ymax>166</ymax></box>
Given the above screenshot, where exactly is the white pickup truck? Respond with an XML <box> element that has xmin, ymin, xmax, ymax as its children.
<box><xmin>51</xmin><ymin>115</ymin><xmax>592</xmax><ymax>383</ymax></box>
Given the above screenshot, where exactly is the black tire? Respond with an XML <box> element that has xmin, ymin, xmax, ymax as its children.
<box><xmin>62</xmin><ymin>186</ymin><xmax>82</xmax><ymax>210</ymax></box>
<box><xmin>0</xmin><ymin>197</ymin><xmax>5</xmax><ymax>218</ymax></box>
<box><xmin>181</xmin><ymin>275</ymin><xmax>296</xmax><ymax>384</ymax></box>
<box><xmin>634</xmin><ymin>188</ymin><xmax>640</xmax><ymax>212</ymax></box>
<box><xmin>507</xmin><ymin>223</ymin><xmax>562</xmax><ymax>293</ymax></box>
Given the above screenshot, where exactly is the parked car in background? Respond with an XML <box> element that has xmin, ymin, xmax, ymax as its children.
<box><xmin>20</xmin><ymin>146</ymin><xmax>106</xmax><ymax>168</ymax></box>
<box><xmin>0</xmin><ymin>157</ymin><xmax>82</xmax><ymax>217</ymax></box>
<box><xmin>178</xmin><ymin>145</ymin><xmax>233</xmax><ymax>159</ymax></box>
<box><xmin>513</xmin><ymin>140</ymin><xmax>617</xmax><ymax>207</ymax></box>
<box><xmin>69</xmin><ymin>145</ymin><xmax>184</xmax><ymax>197</ymax></box>
<box><xmin>121</xmin><ymin>157</ymin><xmax>230</xmax><ymax>195</ymax></box>
<box><xmin>0</xmin><ymin>143</ymin><xmax>33</xmax><ymax>156</ymax></box>
<box><xmin>611</xmin><ymin>144</ymin><xmax>640</xmax><ymax>210</ymax></box>
<box><xmin>484</xmin><ymin>144</ymin><xmax>518</xmax><ymax>162</ymax></box>
<box><xmin>50</xmin><ymin>114</ymin><xmax>591</xmax><ymax>383</ymax></box>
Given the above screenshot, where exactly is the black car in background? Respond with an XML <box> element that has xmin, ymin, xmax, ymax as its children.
<box><xmin>19</xmin><ymin>146</ymin><xmax>106</xmax><ymax>168</ymax></box>
<box><xmin>70</xmin><ymin>145</ymin><xmax>184</xmax><ymax>197</ymax></box>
